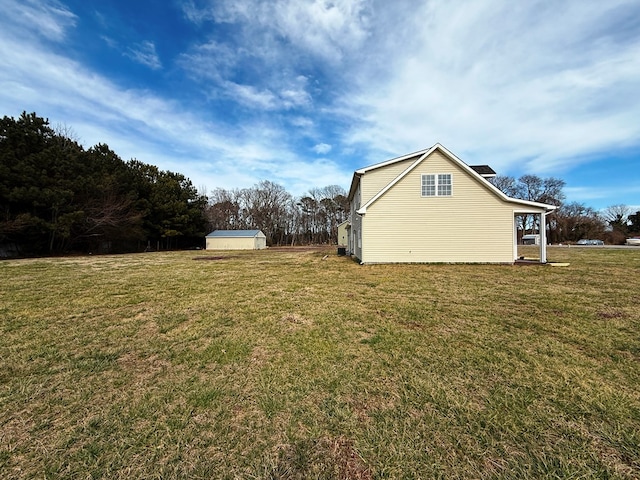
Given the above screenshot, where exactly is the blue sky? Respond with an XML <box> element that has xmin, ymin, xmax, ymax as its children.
<box><xmin>1</xmin><ymin>0</ymin><xmax>639</xmax><ymax>210</ymax></box>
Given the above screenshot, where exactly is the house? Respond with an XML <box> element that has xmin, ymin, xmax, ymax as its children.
<box><xmin>348</xmin><ymin>143</ymin><xmax>556</xmax><ymax>264</ymax></box>
<box><xmin>205</xmin><ymin>230</ymin><xmax>267</xmax><ymax>250</ymax></box>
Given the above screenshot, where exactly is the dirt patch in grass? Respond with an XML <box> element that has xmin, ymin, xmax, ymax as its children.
<box><xmin>117</xmin><ymin>352</ymin><xmax>171</xmax><ymax>380</ymax></box>
<box><xmin>267</xmin><ymin>246</ymin><xmax>330</xmax><ymax>252</ymax></box>
<box><xmin>597</xmin><ymin>309</ymin><xmax>628</xmax><ymax>319</ymax></box>
<box><xmin>193</xmin><ymin>256</ymin><xmax>236</xmax><ymax>261</ymax></box>
<box><xmin>281</xmin><ymin>313</ymin><xmax>313</xmax><ymax>329</ymax></box>
<box><xmin>269</xmin><ymin>436</ymin><xmax>372</xmax><ymax>480</ymax></box>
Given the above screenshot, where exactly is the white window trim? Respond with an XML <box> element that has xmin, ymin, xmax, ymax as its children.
<box><xmin>421</xmin><ymin>173</ymin><xmax>452</xmax><ymax>197</ymax></box>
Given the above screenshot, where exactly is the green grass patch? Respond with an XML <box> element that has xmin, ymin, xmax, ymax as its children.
<box><xmin>1</xmin><ymin>247</ymin><xmax>639</xmax><ymax>478</ymax></box>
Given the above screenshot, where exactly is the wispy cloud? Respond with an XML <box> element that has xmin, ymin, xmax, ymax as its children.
<box><xmin>187</xmin><ymin>0</ymin><xmax>372</xmax><ymax>70</ymax></box>
<box><xmin>312</xmin><ymin>143</ymin><xmax>331</xmax><ymax>154</ymax></box>
<box><xmin>179</xmin><ymin>0</ymin><xmax>371</xmax><ymax>100</ymax></box>
<box><xmin>338</xmin><ymin>1</ymin><xmax>640</xmax><ymax>172</ymax></box>
<box><xmin>125</xmin><ymin>41</ymin><xmax>162</xmax><ymax>70</ymax></box>
<box><xmin>0</xmin><ymin>7</ymin><xmax>350</xmax><ymax>195</ymax></box>
<box><xmin>243</xmin><ymin>0</ymin><xmax>370</xmax><ymax>62</ymax></box>
<box><xmin>2</xmin><ymin>0</ymin><xmax>640</xmax><ymax>208</ymax></box>
<box><xmin>178</xmin><ymin>40</ymin><xmax>241</xmax><ymax>85</ymax></box>
<box><xmin>3</xmin><ymin>0</ymin><xmax>76</xmax><ymax>42</ymax></box>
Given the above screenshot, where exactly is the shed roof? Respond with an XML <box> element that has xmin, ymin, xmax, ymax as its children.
<box><xmin>206</xmin><ymin>229</ymin><xmax>264</xmax><ymax>238</ymax></box>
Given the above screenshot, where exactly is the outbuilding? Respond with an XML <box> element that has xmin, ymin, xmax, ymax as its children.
<box><xmin>205</xmin><ymin>230</ymin><xmax>267</xmax><ymax>250</ymax></box>
<box><xmin>522</xmin><ymin>234</ymin><xmax>541</xmax><ymax>245</ymax></box>
<box><xmin>337</xmin><ymin>220</ymin><xmax>350</xmax><ymax>247</ymax></box>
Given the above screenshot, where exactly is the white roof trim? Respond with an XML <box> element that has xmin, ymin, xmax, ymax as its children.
<box><xmin>355</xmin><ymin>147</ymin><xmax>433</xmax><ymax>175</ymax></box>
<box><xmin>356</xmin><ymin>143</ymin><xmax>557</xmax><ymax>215</ymax></box>
<box><xmin>357</xmin><ymin>146</ymin><xmax>435</xmax><ymax>214</ymax></box>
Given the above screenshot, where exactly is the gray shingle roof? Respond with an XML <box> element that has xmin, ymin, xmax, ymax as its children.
<box><xmin>470</xmin><ymin>165</ymin><xmax>496</xmax><ymax>176</ymax></box>
<box><xmin>206</xmin><ymin>229</ymin><xmax>263</xmax><ymax>238</ymax></box>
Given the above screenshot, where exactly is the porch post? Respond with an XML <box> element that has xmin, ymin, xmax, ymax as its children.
<box><xmin>540</xmin><ymin>212</ymin><xmax>547</xmax><ymax>263</ymax></box>
<box><xmin>513</xmin><ymin>215</ymin><xmax>518</xmax><ymax>262</ymax></box>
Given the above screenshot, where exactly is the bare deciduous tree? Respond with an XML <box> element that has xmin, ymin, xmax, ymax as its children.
<box><xmin>602</xmin><ymin>204</ymin><xmax>631</xmax><ymax>232</ymax></box>
<box><xmin>204</xmin><ymin>182</ymin><xmax>349</xmax><ymax>245</ymax></box>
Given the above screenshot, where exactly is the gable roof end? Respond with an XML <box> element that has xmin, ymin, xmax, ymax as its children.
<box><xmin>354</xmin><ymin>143</ymin><xmax>556</xmax><ymax>214</ymax></box>
<box><xmin>348</xmin><ymin>148</ymin><xmax>431</xmax><ymax>200</ymax></box>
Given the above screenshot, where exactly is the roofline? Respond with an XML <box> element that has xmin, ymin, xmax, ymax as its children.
<box><xmin>348</xmin><ymin>147</ymin><xmax>434</xmax><ymax>201</ymax></box>
<box><xmin>354</xmin><ymin>143</ymin><xmax>557</xmax><ymax>214</ymax></box>
<box><xmin>355</xmin><ymin>147</ymin><xmax>433</xmax><ymax>175</ymax></box>
<box><xmin>206</xmin><ymin>229</ymin><xmax>265</xmax><ymax>237</ymax></box>
<box><xmin>348</xmin><ymin>172</ymin><xmax>362</xmax><ymax>202</ymax></box>
<box><xmin>356</xmin><ymin>146</ymin><xmax>436</xmax><ymax>213</ymax></box>
<box><xmin>512</xmin><ymin>201</ymin><xmax>558</xmax><ymax>212</ymax></box>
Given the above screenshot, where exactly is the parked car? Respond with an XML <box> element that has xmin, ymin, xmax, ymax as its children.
<box><xmin>577</xmin><ymin>239</ymin><xmax>604</xmax><ymax>245</ymax></box>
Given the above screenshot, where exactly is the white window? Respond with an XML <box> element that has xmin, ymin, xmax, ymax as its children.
<box><xmin>421</xmin><ymin>174</ymin><xmax>436</xmax><ymax>196</ymax></box>
<box><xmin>437</xmin><ymin>174</ymin><xmax>452</xmax><ymax>196</ymax></box>
<box><xmin>422</xmin><ymin>174</ymin><xmax>452</xmax><ymax>197</ymax></box>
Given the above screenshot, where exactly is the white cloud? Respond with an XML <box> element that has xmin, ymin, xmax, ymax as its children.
<box><xmin>3</xmin><ymin>0</ymin><xmax>640</xmax><ymax>208</ymax></box>
<box><xmin>185</xmin><ymin>0</ymin><xmax>371</xmax><ymax>62</ymax></box>
<box><xmin>178</xmin><ymin>40</ymin><xmax>240</xmax><ymax>82</ymax></box>
<box><xmin>182</xmin><ymin>0</ymin><xmax>214</xmax><ymax>25</ymax></box>
<box><xmin>279</xmin><ymin>76</ymin><xmax>312</xmax><ymax>109</ymax></box>
<box><xmin>0</xmin><ymin>19</ymin><xmax>349</xmax><ymax>196</ymax></box>
<box><xmin>223</xmin><ymin>82</ymin><xmax>278</xmax><ymax>110</ymax></box>
<box><xmin>338</xmin><ymin>0</ymin><xmax>640</xmax><ymax>174</ymax></box>
<box><xmin>180</xmin><ymin>40</ymin><xmax>312</xmax><ymax>110</ymax></box>
<box><xmin>290</xmin><ymin>117</ymin><xmax>314</xmax><ymax>128</ymax></box>
<box><xmin>3</xmin><ymin>0</ymin><xmax>76</xmax><ymax>42</ymax></box>
<box><xmin>312</xmin><ymin>143</ymin><xmax>331</xmax><ymax>154</ymax></box>
<box><xmin>125</xmin><ymin>41</ymin><xmax>162</xmax><ymax>70</ymax></box>
<box><xmin>263</xmin><ymin>0</ymin><xmax>370</xmax><ymax>61</ymax></box>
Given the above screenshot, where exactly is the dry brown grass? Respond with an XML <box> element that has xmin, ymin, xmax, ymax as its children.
<box><xmin>1</xmin><ymin>246</ymin><xmax>639</xmax><ymax>478</ymax></box>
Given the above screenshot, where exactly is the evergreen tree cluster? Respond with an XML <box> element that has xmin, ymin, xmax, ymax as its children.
<box><xmin>0</xmin><ymin>112</ymin><xmax>208</xmax><ymax>256</ymax></box>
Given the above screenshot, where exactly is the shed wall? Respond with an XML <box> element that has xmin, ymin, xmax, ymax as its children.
<box><xmin>337</xmin><ymin>223</ymin><xmax>349</xmax><ymax>246</ymax></box>
<box><xmin>255</xmin><ymin>236</ymin><xmax>267</xmax><ymax>249</ymax></box>
<box><xmin>206</xmin><ymin>237</ymin><xmax>257</xmax><ymax>250</ymax></box>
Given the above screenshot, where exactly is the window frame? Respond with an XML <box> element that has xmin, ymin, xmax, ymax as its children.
<box><xmin>421</xmin><ymin>173</ymin><xmax>452</xmax><ymax>197</ymax></box>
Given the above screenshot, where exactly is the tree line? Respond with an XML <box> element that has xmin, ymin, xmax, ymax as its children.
<box><xmin>205</xmin><ymin>183</ymin><xmax>348</xmax><ymax>247</ymax></box>
<box><xmin>1</xmin><ymin>112</ymin><xmax>208</xmax><ymax>256</ymax></box>
<box><xmin>2</xmin><ymin>112</ymin><xmax>638</xmax><ymax>256</ymax></box>
<box><xmin>0</xmin><ymin>112</ymin><xmax>349</xmax><ymax>256</ymax></box>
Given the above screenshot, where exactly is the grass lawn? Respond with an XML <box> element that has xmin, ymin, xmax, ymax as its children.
<box><xmin>1</xmin><ymin>246</ymin><xmax>639</xmax><ymax>479</ymax></box>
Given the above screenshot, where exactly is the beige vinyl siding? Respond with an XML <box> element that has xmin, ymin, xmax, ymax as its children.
<box><xmin>360</xmin><ymin>151</ymin><xmax>534</xmax><ymax>263</ymax></box>
<box><xmin>206</xmin><ymin>236</ymin><xmax>265</xmax><ymax>250</ymax></box>
<box><xmin>337</xmin><ymin>222</ymin><xmax>349</xmax><ymax>246</ymax></box>
<box><xmin>360</xmin><ymin>157</ymin><xmax>417</xmax><ymax>204</ymax></box>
